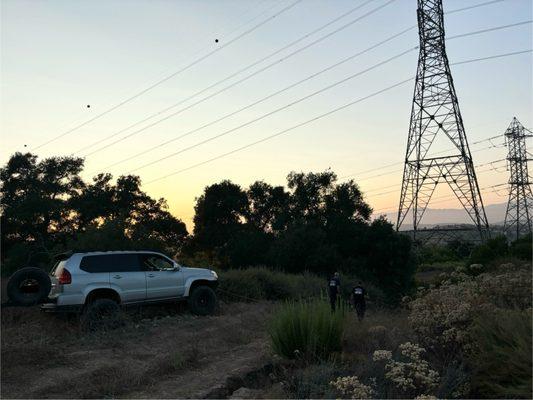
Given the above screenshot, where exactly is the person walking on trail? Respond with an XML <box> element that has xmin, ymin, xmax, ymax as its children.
<box><xmin>328</xmin><ymin>272</ymin><xmax>341</xmax><ymax>312</ymax></box>
<box><xmin>351</xmin><ymin>281</ymin><xmax>366</xmax><ymax>321</ymax></box>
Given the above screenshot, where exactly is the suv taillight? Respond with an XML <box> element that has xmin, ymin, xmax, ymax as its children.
<box><xmin>58</xmin><ymin>268</ymin><xmax>71</xmax><ymax>285</ymax></box>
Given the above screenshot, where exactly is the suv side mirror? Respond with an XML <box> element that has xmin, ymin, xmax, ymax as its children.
<box><xmin>173</xmin><ymin>264</ymin><xmax>180</xmax><ymax>271</ymax></box>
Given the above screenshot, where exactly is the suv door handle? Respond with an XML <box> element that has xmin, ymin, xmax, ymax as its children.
<box><xmin>147</xmin><ymin>274</ymin><xmax>155</xmax><ymax>278</ymax></box>
<box><xmin>113</xmin><ymin>275</ymin><xmax>122</xmax><ymax>279</ymax></box>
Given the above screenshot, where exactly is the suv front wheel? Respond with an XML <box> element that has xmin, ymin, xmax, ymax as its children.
<box><xmin>81</xmin><ymin>298</ymin><xmax>124</xmax><ymax>331</ymax></box>
<box><xmin>188</xmin><ymin>286</ymin><xmax>217</xmax><ymax>316</ymax></box>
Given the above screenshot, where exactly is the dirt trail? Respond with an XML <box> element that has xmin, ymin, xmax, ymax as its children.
<box><xmin>1</xmin><ymin>301</ymin><xmax>274</xmax><ymax>399</ymax></box>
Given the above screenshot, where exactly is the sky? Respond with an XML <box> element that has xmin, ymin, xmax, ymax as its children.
<box><xmin>1</xmin><ymin>0</ymin><xmax>532</xmax><ymax>231</ymax></box>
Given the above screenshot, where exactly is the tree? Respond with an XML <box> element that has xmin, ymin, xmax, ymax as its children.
<box><xmin>191</xmin><ymin>180</ymin><xmax>249</xmax><ymax>259</ymax></box>
<box><xmin>1</xmin><ymin>152</ymin><xmax>84</xmax><ymax>253</ymax></box>
<box><xmin>1</xmin><ymin>152</ymin><xmax>188</xmax><ymax>273</ymax></box>
<box><xmin>187</xmin><ymin>170</ymin><xmax>415</xmax><ymax>302</ymax></box>
<box><xmin>247</xmin><ymin>181</ymin><xmax>290</xmax><ymax>233</ymax></box>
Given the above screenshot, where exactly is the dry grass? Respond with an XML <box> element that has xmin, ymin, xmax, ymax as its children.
<box><xmin>1</xmin><ymin>301</ymin><xmax>273</xmax><ymax>398</ymax></box>
<box><xmin>341</xmin><ymin>308</ymin><xmax>414</xmax><ymax>358</ymax></box>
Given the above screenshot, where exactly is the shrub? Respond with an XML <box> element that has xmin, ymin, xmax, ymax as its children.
<box><xmin>509</xmin><ymin>234</ymin><xmax>532</xmax><ymax>260</ymax></box>
<box><xmin>468</xmin><ymin>235</ymin><xmax>508</xmax><ymax>266</ymax></box>
<box><xmin>269</xmin><ymin>299</ymin><xmax>346</xmax><ymax>361</ymax></box>
<box><xmin>342</xmin><ymin>309</ymin><xmax>413</xmax><ymax>357</ymax></box>
<box><xmin>218</xmin><ymin>267</ymin><xmax>325</xmax><ymax>302</ymax></box>
<box><xmin>288</xmin><ymin>362</ymin><xmax>342</xmax><ymax>399</ymax></box>
<box><xmin>330</xmin><ymin>375</ymin><xmax>375</xmax><ymax>399</ymax></box>
<box><xmin>417</xmin><ymin>261</ymin><xmax>462</xmax><ymax>273</ymax></box>
<box><xmin>408</xmin><ymin>268</ymin><xmax>532</xmax><ymax>356</ymax></box>
<box><xmin>468</xmin><ymin>309</ymin><xmax>532</xmax><ymax>398</ymax></box>
<box><xmin>329</xmin><ymin>342</ymin><xmax>439</xmax><ymax>399</ymax></box>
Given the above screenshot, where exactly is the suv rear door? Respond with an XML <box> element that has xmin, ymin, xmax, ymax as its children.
<box><xmin>82</xmin><ymin>254</ymin><xmax>146</xmax><ymax>303</ymax></box>
<box><xmin>141</xmin><ymin>253</ymin><xmax>185</xmax><ymax>300</ymax></box>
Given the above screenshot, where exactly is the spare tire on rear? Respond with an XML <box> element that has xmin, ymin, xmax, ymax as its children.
<box><xmin>7</xmin><ymin>267</ymin><xmax>51</xmax><ymax>306</ymax></box>
<box><xmin>188</xmin><ymin>285</ymin><xmax>217</xmax><ymax>316</ymax></box>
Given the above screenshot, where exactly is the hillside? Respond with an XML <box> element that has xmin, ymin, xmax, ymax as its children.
<box><xmin>379</xmin><ymin>202</ymin><xmax>507</xmax><ymax>228</ymax></box>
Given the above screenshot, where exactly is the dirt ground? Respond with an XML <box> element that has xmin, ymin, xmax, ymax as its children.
<box><xmin>1</xmin><ymin>301</ymin><xmax>277</xmax><ymax>399</ymax></box>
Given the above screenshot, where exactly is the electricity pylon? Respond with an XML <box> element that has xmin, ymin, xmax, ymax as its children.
<box><xmin>503</xmin><ymin>117</ymin><xmax>533</xmax><ymax>240</ymax></box>
<box><xmin>397</xmin><ymin>0</ymin><xmax>489</xmax><ymax>241</ymax></box>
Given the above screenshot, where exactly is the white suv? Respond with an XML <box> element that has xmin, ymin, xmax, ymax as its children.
<box><xmin>40</xmin><ymin>251</ymin><xmax>218</xmax><ymax>324</ymax></box>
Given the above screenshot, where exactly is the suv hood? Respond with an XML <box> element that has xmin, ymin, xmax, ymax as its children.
<box><xmin>180</xmin><ymin>266</ymin><xmax>217</xmax><ymax>278</ymax></box>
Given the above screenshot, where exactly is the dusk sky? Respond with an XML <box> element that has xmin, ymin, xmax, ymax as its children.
<box><xmin>2</xmin><ymin>0</ymin><xmax>532</xmax><ymax>230</ymax></box>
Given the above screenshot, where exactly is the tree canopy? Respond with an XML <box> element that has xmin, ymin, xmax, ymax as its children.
<box><xmin>1</xmin><ymin>152</ymin><xmax>187</xmax><ymax>273</ymax></box>
<box><xmin>184</xmin><ymin>170</ymin><xmax>414</xmax><ymax>301</ymax></box>
<box><xmin>1</xmin><ymin>153</ymin><xmax>415</xmax><ymax>302</ymax></box>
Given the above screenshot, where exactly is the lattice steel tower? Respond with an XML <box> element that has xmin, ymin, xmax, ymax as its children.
<box><xmin>503</xmin><ymin>117</ymin><xmax>533</xmax><ymax>240</ymax></box>
<box><xmin>397</xmin><ymin>0</ymin><xmax>489</xmax><ymax>240</ymax></box>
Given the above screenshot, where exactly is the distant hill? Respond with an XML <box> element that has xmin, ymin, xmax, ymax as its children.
<box><xmin>377</xmin><ymin>202</ymin><xmax>507</xmax><ymax>228</ymax></box>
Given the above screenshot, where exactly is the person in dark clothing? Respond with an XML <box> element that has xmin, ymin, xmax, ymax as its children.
<box><xmin>351</xmin><ymin>281</ymin><xmax>366</xmax><ymax>321</ymax></box>
<box><xmin>328</xmin><ymin>272</ymin><xmax>341</xmax><ymax>312</ymax></box>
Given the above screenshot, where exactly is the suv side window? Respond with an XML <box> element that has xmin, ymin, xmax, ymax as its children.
<box><xmin>80</xmin><ymin>254</ymin><xmax>143</xmax><ymax>273</ymax></box>
<box><xmin>141</xmin><ymin>254</ymin><xmax>174</xmax><ymax>271</ymax></box>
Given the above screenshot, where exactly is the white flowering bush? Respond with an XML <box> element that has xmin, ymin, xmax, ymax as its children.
<box><xmin>384</xmin><ymin>342</ymin><xmax>440</xmax><ymax>395</ymax></box>
<box><xmin>372</xmin><ymin>349</ymin><xmax>392</xmax><ymax>362</ymax></box>
<box><xmin>331</xmin><ymin>342</ymin><xmax>438</xmax><ymax>399</ymax></box>
<box><xmin>330</xmin><ymin>376</ymin><xmax>375</xmax><ymax>399</ymax></box>
<box><xmin>408</xmin><ymin>268</ymin><xmax>532</xmax><ymax>354</ymax></box>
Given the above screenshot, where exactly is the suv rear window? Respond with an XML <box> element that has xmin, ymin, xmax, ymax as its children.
<box><xmin>80</xmin><ymin>254</ymin><xmax>142</xmax><ymax>273</ymax></box>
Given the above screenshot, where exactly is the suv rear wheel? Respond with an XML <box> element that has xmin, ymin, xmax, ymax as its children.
<box><xmin>81</xmin><ymin>298</ymin><xmax>124</xmax><ymax>331</ymax></box>
<box><xmin>188</xmin><ymin>286</ymin><xmax>217</xmax><ymax>316</ymax></box>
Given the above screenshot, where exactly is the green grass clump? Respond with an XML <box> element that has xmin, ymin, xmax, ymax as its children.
<box><xmin>469</xmin><ymin>308</ymin><xmax>532</xmax><ymax>398</ymax></box>
<box><xmin>269</xmin><ymin>299</ymin><xmax>346</xmax><ymax>361</ymax></box>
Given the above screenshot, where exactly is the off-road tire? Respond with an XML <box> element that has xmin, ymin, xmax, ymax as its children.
<box><xmin>81</xmin><ymin>298</ymin><xmax>124</xmax><ymax>332</ymax></box>
<box><xmin>188</xmin><ymin>286</ymin><xmax>217</xmax><ymax>316</ymax></box>
<box><xmin>6</xmin><ymin>267</ymin><xmax>51</xmax><ymax>306</ymax></box>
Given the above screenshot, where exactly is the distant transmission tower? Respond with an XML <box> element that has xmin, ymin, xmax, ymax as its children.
<box><xmin>397</xmin><ymin>0</ymin><xmax>489</xmax><ymax>241</ymax></box>
<box><xmin>503</xmin><ymin>117</ymin><xmax>533</xmax><ymax>240</ymax></box>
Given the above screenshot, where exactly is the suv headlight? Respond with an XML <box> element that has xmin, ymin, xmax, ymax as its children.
<box><xmin>210</xmin><ymin>270</ymin><xmax>218</xmax><ymax>279</ymax></box>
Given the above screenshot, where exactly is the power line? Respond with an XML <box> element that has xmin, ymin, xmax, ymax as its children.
<box><xmin>445</xmin><ymin>0</ymin><xmax>504</xmax><ymax>14</ymax></box>
<box><xmin>100</xmin><ymin>27</ymin><xmax>415</xmax><ymax>171</ymax></box>
<box><xmin>28</xmin><ymin>0</ymin><xmax>505</xmax><ymax>153</ymax></box>
<box><xmin>144</xmin><ymin>78</ymin><xmax>413</xmax><ymax>185</ymax></box>
<box><xmin>97</xmin><ymin>20</ymin><xmax>530</xmax><ymax>173</ymax></box>
<box><xmin>76</xmin><ymin>0</ymin><xmax>382</xmax><ymax>155</ymax></box>
<box><xmin>452</xmin><ymin>49</ymin><xmax>532</xmax><ymax>65</ymax></box>
<box><xmin>446</xmin><ymin>20</ymin><xmax>532</xmax><ymax>41</ymax></box>
<box><xmin>357</xmin><ymin>142</ymin><xmax>507</xmax><ymax>183</ymax></box>
<box><xmin>81</xmin><ymin>0</ymin><xmax>397</xmax><ymax>157</ymax></box>
<box><xmin>339</xmin><ymin>135</ymin><xmax>505</xmax><ymax>180</ymax></box>
<box><xmin>132</xmin><ymin>63</ymin><xmax>510</xmax><ymax>176</ymax></box>
<box><xmin>366</xmin><ymin>159</ymin><xmax>507</xmax><ymax>198</ymax></box>
<box><xmin>142</xmin><ymin>49</ymin><xmax>531</xmax><ymax>185</ymax></box>
<box><xmin>78</xmin><ymin>0</ymin><xmax>516</xmax><ymax>159</ymax></box>
<box><xmin>129</xmin><ymin>48</ymin><xmax>417</xmax><ymax>174</ymax></box>
<box><xmin>31</xmin><ymin>0</ymin><xmax>303</xmax><ymax>151</ymax></box>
